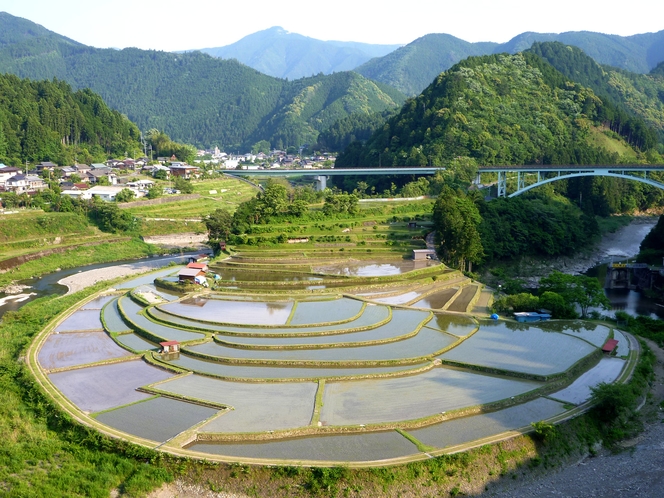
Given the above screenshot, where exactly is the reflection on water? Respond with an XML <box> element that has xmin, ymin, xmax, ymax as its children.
<box><xmin>314</xmin><ymin>259</ymin><xmax>434</xmax><ymax>277</ymax></box>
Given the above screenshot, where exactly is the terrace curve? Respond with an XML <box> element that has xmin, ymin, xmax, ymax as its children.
<box><xmin>27</xmin><ymin>261</ymin><xmax>639</xmax><ymax>466</ymax></box>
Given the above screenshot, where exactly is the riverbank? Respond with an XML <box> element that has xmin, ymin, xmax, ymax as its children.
<box><xmin>56</xmin><ymin>255</ymin><xmax>189</xmax><ymax>294</ymax></box>
<box><xmin>491</xmin><ymin>216</ymin><xmax>658</xmax><ymax>287</ymax></box>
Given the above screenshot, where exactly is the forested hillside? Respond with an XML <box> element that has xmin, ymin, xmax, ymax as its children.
<box><xmin>0</xmin><ymin>74</ymin><xmax>140</xmax><ymax>165</ymax></box>
<box><xmin>338</xmin><ymin>53</ymin><xmax>659</xmax><ymax>169</ymax></box>
<box><xmin>355</xmin><ymin>30</ymin><xmax>664</xmax><ymax>96</ymax></box>
<box><xmin>528</xmin><ymin>42</ymin><xmax>664</xmax><ymax>141</ymax></box>
<box><xmin>354</xmin><ymin>34</ymin><xmax>498</xmax><ymax>97</ymax></box>
<box><xmin>0</xmin><ymin>13</ymin><xmax>404</xmax><ymax>151</ymax></box>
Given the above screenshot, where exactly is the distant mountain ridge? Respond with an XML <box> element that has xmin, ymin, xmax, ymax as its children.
<box><xmin>356</xmin><ymin>30</ymin><xmax>664</xmax><ymax>95</ymax></box>
<box><xmin>196</xmin><ymin>26</ymin><xmax>402</xmax><ymax>80</ymax></box>
<box><xmin>0</xmin><ymin>13</ymin><xmax>405</xmax><ymax>150</ymax></box>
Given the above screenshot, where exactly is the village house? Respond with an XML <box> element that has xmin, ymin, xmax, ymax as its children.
<box><xmin>0</xmin><ymin>167</ymin><xmax>22</xmax><ymax>187</ymax></box>
<box><xmin>86</xmin><ymin>168</ymin><xmax>118</xmax><ymax>185</ymax></box>
<box><xmin>4</xmin><ymin>174</ymin><xmax>47</xmax><ymax>193</ymax></box>
<box><xmin>169</xmin><ymin>164</ymin><xmax>200</xmax><ymax>179</ymax></box>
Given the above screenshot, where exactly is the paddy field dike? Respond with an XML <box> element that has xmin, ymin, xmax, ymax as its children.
<box><xmin>27</xmin><ymin>255</ymin><xmax>639</xmax><ymax>466</ymax></box>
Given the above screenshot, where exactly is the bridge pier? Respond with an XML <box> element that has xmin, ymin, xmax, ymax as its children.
<box><xmin>314</xmin><ymin>175</ymin><xmax>327</xmax><ymax>191</ymax></box>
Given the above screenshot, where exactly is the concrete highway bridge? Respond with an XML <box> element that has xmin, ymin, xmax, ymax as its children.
<box><xmin>225</xmin><ymin>165</ymin><xmax>664</xmax><ymax>195</ymax></box>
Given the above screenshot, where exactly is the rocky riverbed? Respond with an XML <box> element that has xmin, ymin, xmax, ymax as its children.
<box><xmin>501</xmin><ymin>217</ymin><xmax>658</xmax><ymax>286</ymax></box>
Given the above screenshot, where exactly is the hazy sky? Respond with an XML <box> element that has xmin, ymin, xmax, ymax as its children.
<box><xmin>2</xmin><ymin>0</ymin><xmax>662</xmax><ymax>51</ymax></box>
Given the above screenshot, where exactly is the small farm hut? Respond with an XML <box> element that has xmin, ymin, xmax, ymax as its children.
<box><xmin>179</xmin><ymin>267</ymin><xmax>205</xmax><ymax>283</ymax></box>
<box><xmin>160</xmin><ymin>341</ymin><xmax>180</xmax><ymax>353</ymax></box>
<box><xmin>602</xmin><ymin>339</ymin><xmax>619</xmax><ymax>354</ymax></box>
<box><xmin>413</xmin><ymin>249</ymin><xmax>436</xmax><ymax>261</ymax></box>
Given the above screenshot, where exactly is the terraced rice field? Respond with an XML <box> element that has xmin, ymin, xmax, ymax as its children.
<box><xmin>412</xmin><ymin>287</ymin><xmax>459</xmax><ymax>309</ymax></box>
<box><xmin>34</xmin><ymin>257</ymin><xmax>632</xmax><ymax>465</ymax></box>
<box><xmin>320</xmin><ymin>368</ymin><xmax>541</xmax><ymax>425</ymax></box>
<box><xmin>162</xmin><ymin>354</ymin><xmax>431</xmax><ymax>380</ymax></box>
<box><xmin>440</xmin><ymin>320</ymin><xmax>597</xmax><ymax>376</ymax></box>
<box><xmin>408</xmin><ymin>397</ymin><xmax>568</xmax><ymax>449</ymax></box>
<box><xmin>95</xmin><ymin>396</ymin><xmax>218</xmax><ymax>443</ymax></box>
<box><xmin>55</xmin><ymin>309</ymin><xmax>104</xmax><ymax>332</ymax></box>
<box><xmin>613</xmin><ymin>330</ymin><xmax>630</xmax><ymax>357</ymax></box>
<box><xmin>550</xmin><ymin>357</ymin><xmax>626</xmax><ymax>405</ymax></box>
<box><xmin>156</xmin><ymin>375</ymin><xmax>317</xmax><ymax>432</ymax></box>
<box><xmin>159</xmin><ymin>298</ymin><xmax>294</xmax><ymax>325</ymax></box>
<box><xmin>39</xmin><ymin>331</ymin><xmax>133</xmax><ymax>369</ymax></box>
<box><xmin>49</xmin><ymin>360</ymin><xmax>173</xmax><ymax>412</ymax></box>
<box><xmin>188</xmin><ymin>431</ymin><xmax>419</xmax><ymax>462</ymax></box>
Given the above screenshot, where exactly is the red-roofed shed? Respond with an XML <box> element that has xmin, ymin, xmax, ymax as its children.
<box><xmin>602</xmin><ymin>339</ymin><xmax>619</xmax><ymax>354</ymax></box>
<box><xmin>160</xmin><ymin>340</ymin><xmax>180</xmax><ymax>353</ymax></box>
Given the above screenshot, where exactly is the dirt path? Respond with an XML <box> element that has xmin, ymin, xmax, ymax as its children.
<box><xmin>488</xmin><ymin>338</ymin><xmax>664</xmax><ymax>497</ymax></box>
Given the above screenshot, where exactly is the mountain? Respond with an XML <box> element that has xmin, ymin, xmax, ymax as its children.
<box><xmin>354</xmin><ymin>30</ymin><xmax>664</xmax><ymax>96</ymax></box>
<box><xmin>196</xmin><ymin>26</ymin><xmax>401</xmax><ymax>80</ymax></box>
<box><xmin>354</xmin><ymin>34</ymin><xmax>498</xmax><ymax>97</ymax></box>
<box><xmin>0</xmin><ymin>13</ymin><xmax>405</xmax><ymax>150</ymax></box>
<box><xmin>0</xmin><ymin>73</ymin><xmax>140</xmax><ymax>165</ymax></box>
<box><xmin>338</xmin><ymin>53</ymin><xmax>657</xmax><ymax>169</ymax></box>
<box><xmin>527</xmin><ymin>42</ymin><xmax>664</xmax><ymax>139</ymax></box>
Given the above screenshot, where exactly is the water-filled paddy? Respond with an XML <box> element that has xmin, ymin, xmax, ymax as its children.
<box><xmin>96</xmin><ymin>396</ymin><xmax>218</xmax><ymax>443</ymax></box>
<box><xmin>115</xmin><ymin>266</ymin><xmax>183</xmax><ymax>289</ymax></box>
<box><xmin>553</xmin><ymin>321</ymin><xmax>611</xmax><ymax>347</ymax></box>
<box><xmin>159</xmin><ymin>298</ymin><xmax>293</xmax><ymax>325</ymax></box>
<box><xmin>163</xmin><ymin>354</ymin><xmax>431</xmax><ymax>380</ymax></box>
<box><xmin>39</xmin><ymin>331</ymin><xmax>133</xmax><ymax>369</ymax></box>
<box><xmin>314</xmin><ymin>260</ymin><xmax>432</xmax><ymax>277</ymax></box>
<box><xmin>613</xmin><ymin>330</ymin><xmax>630</xmax><ymax>357</ymax></box>
<box><xmin>133</xmin><ymin>284</ymin><xmax>180</xmax><ymax>302</ymax></box>
<box><xmin>320</xmin><ymin>368</ymin><xmax>540</xmax><ymax>426</ymax></box>
<box><xmin>187</xmin><ymin>312</ymin><xmax>456</xmax><ymax>363</ymax></box>
<box><xmin>55</xmin><ymin>309</ymin><xmax>104</xmax><ymax>332</ymax></box>
<box><xmin>157</xmin><ymin>375</ymin><xmax>316</xmax><ymax>432</ymax></box>
<box><xmin>149</xmin><ymin>304</ymin><xmax>391</xmax><ymax>336</ymax></box>
<box><xmin>372</xmin><ymin>291</ymin><xmax>422</xmax><ymax>305</ymax></box>
<box><xmin>80</xmin><ymin>295</ymin><xmax>115</xmax><ymax>309</ymax></box>
<box><xmin>119</xmin><ymin>296</ymin><xmax>207</xmax><ymax>342</ymax></box>
<box><xmin>208</xmin><ymin>268</ymin><xmax>323</xmax><ymax>282</ymax></box>
<box><xmin>216</xmin><ymin>308</ymin><xmax>425</xmax><ymax>347</ymax></box>
<box><xmin>288</xmin><ymin>298</ymin><xmax>363</xmax><ymax>325</ymax></box>
<box><xmin>550</xmin><ymin>357</ymin><xmax>625</xmax><ymax>405</ymax></box>
<box><xmin>425</xmin><ymin>313</ymin><xmax>477</xmax><ymax>337</ymax></box>
<box><xmin>102</xmin><ymin>298</ymin><xmax>131</xmax><ymax>333</ymax></box>
<box><xmin>49</xmin><ymin>359</ymin><xmax>173</xmax><ymax>413</ymax></box>
<box><xmin>188</xmin><ymin>430</ymin><xmax>418</xmax><ymax>462</ymax></box>
<box><xmin>412</xmin><ymin>288</ymin><xmax>458</xmax><ymax>309</ymax></box>
<box><xmin>440</xmin><ymin>320</ymin><xmax>597</xmax><ymax>376</ymax></box>
<box><xmin>114</xmin><ymin>333</ymin><xmax>159</xmax><ymax>352</ymax></box>
<box><xmin>409</xmin><ymin>397</ymin><xmax>567</xmax><ymax>449</ymax></box>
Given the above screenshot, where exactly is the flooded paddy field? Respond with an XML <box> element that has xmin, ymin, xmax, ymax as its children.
<box><xmin>425</xmin><ymin>313</ymin><xmax>478</xmax><ymax>337</ymax></box>
<box><xmin>119</xmin><ymin>296</ymin><xmax>207</xmax><ymax>342</ymax></box>
<box><xmin>189</xmin><ymin>430</ymin><xmax>419</xmax><ymax>462</ymax></box>
<box><xmin>440</xmin><ymin>320</ymin><xmax>598</xmax><ymax>376</ymax></box>
<box><xmin>412</xmin><ymin>287</ymin><xmax>459</xmax><ymax>309</ymax></box>
<box><xmin>114</xmin><ymin>266</ymin><xmax>182</xmax><ymax>289</ymax></box>
<box><xmin>31</xmin><ymin>255</ymin><xmax>637</xmax><ymax>465</ymax></box>
<box><xmin>157</xmin><ymin>375</ymin><xmax>317</xmax><ymax>432</ymax></box>
<box><xmin>409</xmin><ymin>397</ymin><xmax>568</xmax><ymax>449</ymax></box>
<box><xmin>187</xmin><ymin>315</ymin><xmax>456</xmax><ymax>363</ymax></box>
<box><xmin>80</xmin><ymin>295</ymin><xmax>115</xmax><ymax>309</ymax></box>
<box><xmin>552</xmin><ymin>321</ymin><xmax>611</xmax><ymax>347</ymax></box>
<box><xmin>289</xmin><ymin>298</ymin><xmax>364</xmax><ymax>325</ymax></box>
<box><xmin>114</xmin><ymin>333</ymin><xmax>159</xmax><ymax>352</ymax></box>
<box><xmin>102</xmin><ymin>298</ymin><xmax>131</xmax><ymax>333</ymax></box>
<box><xmin>49</xmin><ymin>360</ymin><xmax>174</xmax><ymax>413</ymax></box>
<box><xmin>150</xmin><ymin>304</ymin><xmax>391</xmax><ymax>336</ymax></box>
<box><xmin>39</xmin><ymin>331</ymin><xmax>133</xmax><ymax>369</ymax></box>
<box><xmin>159</xmin><ymin>299</ymin><xmax>293</xmax><ymax>326</ymax></box>
<box><xmin>320</xmin><ymin>368</ymin><xmax>540</xmax><ymax>426</ymax></box>
<box><xmin>613</xmin><ymin>330</ymin><xmax>630</xmax><ymax>357</ymax></box>
<box><xmin>163</xmin><ymin>354</ymin><xmax>430</xmax><ymax>380</ymax></box>
<box><xmin>55</xmin><ymin>309</ymin><xmax>104</xmax><ymax>332</ymax></box>
<box><xmin>96</xmin><ymin>396</ymin><xmax>218</xmax><ymax>443</ymax></box>
<box><xmin>550</xmin><ymin>357</ymin><xmax>626</xmax><ymax>405</ymax></box>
